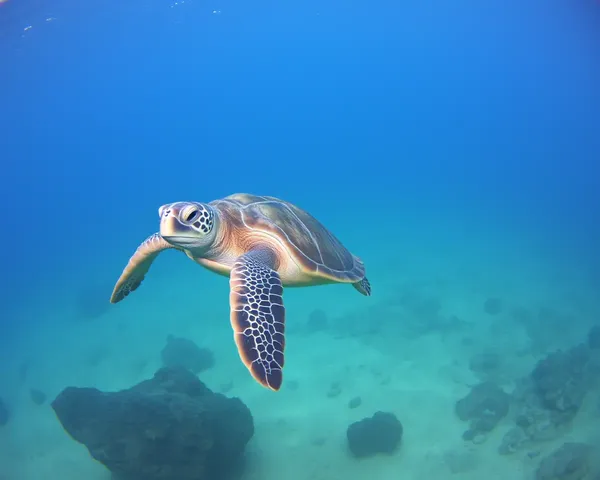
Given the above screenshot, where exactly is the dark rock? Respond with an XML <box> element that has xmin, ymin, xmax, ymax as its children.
<box><xmin>499</xmin><ymin>378</ymin><xmax>564</xmax><ymax>455</ymax></box>
<box><xmin>396</xmin><ymin>291</ymin><xmax>448</xmax><ymax>336</ymax></box>
<box><xmin>498</xmin><ymin>343</ymin><xmax>597</xmax><ymax>456</ymax></box>
<box><xmin>0</xmin><ymin>397</ymin><xmax>9</xmax><ymax>426</ymax></box>
<box><xmin>307</xmin><ymin>309</ymin><xmax>328</xmax><ymax>332</ymax></box>
<box><xmin>455</xmin><ymin>382</ymin><xmax>510</xmax><ymax>441</ymax></box>
<box><xmin>51</xmin><ymin>366</ymin><xmax>254</xmax><ymax>480</ymax></box>
<box><xmin>348</xmin><ymin>397</ymin><xmax>362</xmax><ymax>409</ymax></box>
<box><xmin>346</xmin><ymin>411</ymin><xmax>403</xmax><ymax>458</ymax></box>
<box><xmin>498</xmin><ymin>426</ymin><xmax>530</xmax><ymax>455</ymax></box>
<box><xmin>531</xmin><ymin>344</ymin><xmax>590</xmax><ymax>424</ymax></box>
<box><xmin>327</xmin><ymin>382</ymin><xmax>342</xmax><ymax>398</ymax></box>
<box><xmin>30</xmin><ymin>388</ymin><xmax>46</xmax><ymax>405</ymax></box>
<box><xmin>511</xmin><ymin>306</ymin><xmax>556</xmax><ymax>354</ymax></box>
<box><xmin>469</xmin><ymin>352</ymin><xmax>502</xmax><ymax>379</ymax></box>
<box><xmin>535</xmin><ymin>442</ymin><xmax>593</xmax><ymax>480</ymax></box>
<box><xmin>161</xmin><ymin>335</ymin><xmax>215</xmax><ymax>374</ymax></box>
<box><xmin>588</xmin><ymin>325</ymin><xmax>600</xmax><ymax>349</ymax></box>
<box><xmin>484</xmin><ymin>298</ymin><xmax>503</xmax><ymax>315</ymax></box>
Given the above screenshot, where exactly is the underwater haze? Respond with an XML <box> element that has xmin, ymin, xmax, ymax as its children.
<box><xmin>1</xmin><ymin>0</ymin><xmax>600</xmax><ymax>479</ymax></box>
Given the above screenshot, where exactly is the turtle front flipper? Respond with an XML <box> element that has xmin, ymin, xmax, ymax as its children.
<box><xmin>229</xmin><ymin>248</ymin><xmax>285</xmax><ymax>391</ymax></box>
<box><xmin>110</xmin><ymin>233</ymin><xmax>176</xmax><ymax>304</ymax></box>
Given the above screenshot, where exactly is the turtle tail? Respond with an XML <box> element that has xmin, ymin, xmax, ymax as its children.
<box><xmin>352</xmin><ymin>277</ymin><xmax>371</xmax><ymax>296</ymax></box>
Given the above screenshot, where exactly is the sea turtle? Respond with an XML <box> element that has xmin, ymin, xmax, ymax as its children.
<box><xmin>109</xmin><ymin>193</ymin><xmax>371</xmax><ymax>391</ymax></box>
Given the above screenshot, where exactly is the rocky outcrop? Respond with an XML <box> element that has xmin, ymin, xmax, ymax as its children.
<box><xmin>52</xmin><ymin>366</ymin><xmax>254</xmax><ymax>480</ymax></box>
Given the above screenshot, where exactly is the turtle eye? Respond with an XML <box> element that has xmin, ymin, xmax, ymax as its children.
<box><xmin>184</xmin><ymin>208</ymin><xmax>200</xmax><ymax>223</ymax></box>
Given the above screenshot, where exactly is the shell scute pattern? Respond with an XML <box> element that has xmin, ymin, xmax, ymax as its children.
<box><xmin>285</xmin><ymin>201</ymin><xmax>356</xmax><ymax>272</ymax></box>
<box><xmin>220</xmin><ymin>194</ymin><xmax>362</xmax><ymax>281</ymax></box>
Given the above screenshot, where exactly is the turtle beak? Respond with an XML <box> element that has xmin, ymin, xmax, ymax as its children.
<box><xmin>159</xmin><ymin>203</ymin><xmax>198</xmax><ymax>246</ymax></box>
<box><xmin>158</xmin><ymin>204</ymin><xmax>171</xmax><ymax>218</ymax></box>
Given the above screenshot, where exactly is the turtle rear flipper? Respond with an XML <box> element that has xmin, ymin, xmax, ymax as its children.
<box><xmin>353</xmin><ymin>277</ymin><xmax>371</xmax><ymax>296</ymax></box>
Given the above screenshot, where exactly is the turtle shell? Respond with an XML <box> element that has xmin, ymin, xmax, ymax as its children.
<box><xmin>213</xmin><ymin>193</ymin><xmax>365</xmax><ymax>283</ymax></box>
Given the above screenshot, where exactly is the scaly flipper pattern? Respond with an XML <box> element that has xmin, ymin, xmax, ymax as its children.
<box><xmin>229</xmin><ymin>248</ymin><xmax>285</xmax><ymax>391</ymax></box>
<box><xmin>110</xmin><ymin>233</ymin><xmax>175</xmax><ymax>303</ymax></box>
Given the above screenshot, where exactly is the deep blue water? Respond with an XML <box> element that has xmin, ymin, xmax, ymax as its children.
<box><xmin>1</xmin><ymin>0</ymin><xmax>599</xmax><ymax>360</ymax></box>
<box><xmin>1</xmin><ymin>0</ymin><xmax>600</xmax><ymax>478</ymax></box>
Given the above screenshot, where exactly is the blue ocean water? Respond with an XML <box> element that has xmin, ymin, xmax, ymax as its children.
<box><xmin>1</xmin><ymin>0</ymin><xmax>599</xmax><ymax>478</ymax></box>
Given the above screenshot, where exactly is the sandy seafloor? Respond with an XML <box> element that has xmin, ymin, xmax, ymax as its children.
<box><xmin>1</xmin><ymin>222</ymin><xmax>599</xmax><ymax>480</ymax></box>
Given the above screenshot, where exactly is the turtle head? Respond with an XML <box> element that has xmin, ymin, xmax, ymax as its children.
<box><xmin>158</xmin><ymin>202</ymin><xmax>218</xmax><ymax>252</ymax></box>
